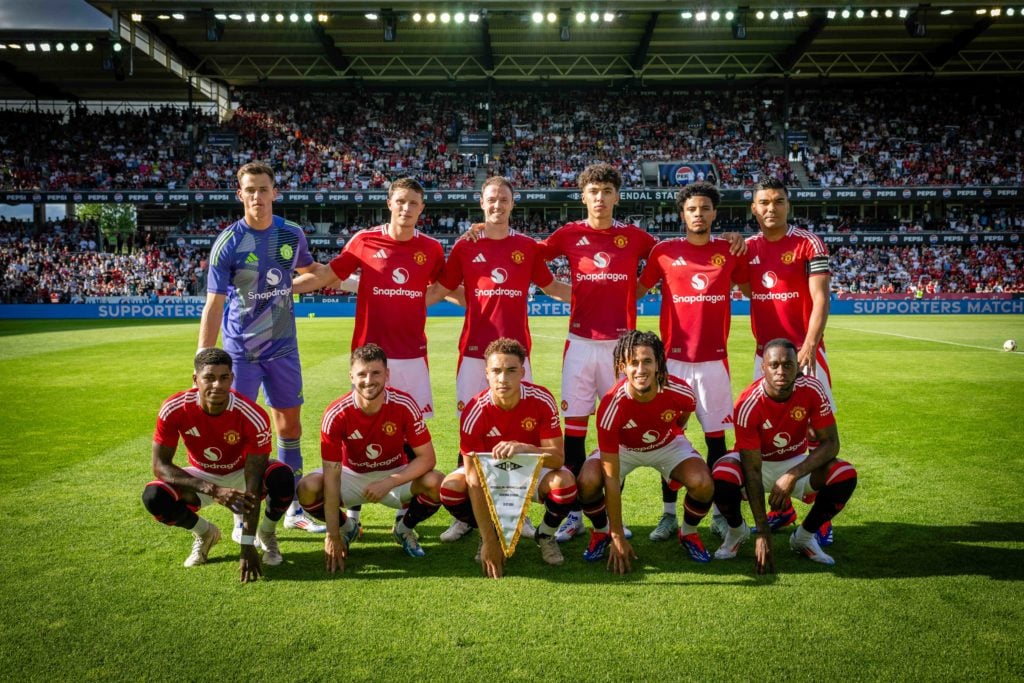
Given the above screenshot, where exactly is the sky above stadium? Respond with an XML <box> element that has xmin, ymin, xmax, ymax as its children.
<box><xmin>0</xmin><ymin>0</ymin><xmax>109</xmax><ymax>31</ymax></box>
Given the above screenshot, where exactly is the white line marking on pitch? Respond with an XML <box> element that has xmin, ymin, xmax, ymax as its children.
<box><xmin>830</xmin><ymin>325</ymin><xmax>1014</xmax><ymax>353</ymax></box>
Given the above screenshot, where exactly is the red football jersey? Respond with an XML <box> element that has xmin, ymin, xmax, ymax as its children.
<box><xmin>640</xmin><ymin>236</ymin><xmax>749</xmax><ymax>362</ymax></box>
<box><xmin>438</xmin><ymin>230</ymin><xmax>554</xmax><ymax>358</ymax></box>
<box><xmin>459</xmin><ymin>382</ymin><xmax>562</xmax><ymax>456</ymax></box>
<box><xmin>154</xmin><ymin>388</ymin><xmax>272</xmax><ymax>475</ymax></box>
<box><xmin>745</xmin><ymin>227</ymin><xmax>830</xmax><ymax>353</ymax></box>
<box><xmin>540</xmin><ymin>220</ymin><xmax>656</xmax><ymax>340</ymax></box>
<box><xmin>597</xmin><ymin>376</ymin><xmax>697</xmax><ymax>454</ymax></box>
<box><xmin>320</xmin><ymin>387</ymin><xmax>432</xmax><ymax>473</ymax></box>
<box><xmin>733</xmin><ymin>375</ymin><xmax>836</xmax><ymax>461</ymax></box>
<box><xmin>330</xmin><ymin>225</ymin><xmax>445</xmax><ymax>359</ymax></box>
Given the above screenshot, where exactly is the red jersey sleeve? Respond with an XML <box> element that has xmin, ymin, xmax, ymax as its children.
<box><xmin>242</xmin><ymin>410</ymin><xmax>273</xmax><ymax>456</ymax></box>
<box><xmin>731</xmin><ymin>252</ymin><xmax>750</xmax><ymax>286</ymax></box>
<box><xmin>437</xmin><ymin>241</ymin><xmax>465</xmax><ymax>290</ymax></box>
<box><xmin>329</xmin><ymin>239</ymin><xmax>362</xmax><ymax>281</ymax></box>
<box><xmin>458</xmin><ymin>398</ymin><xmax>486</xmax><ymax>455</ymax></box>
<box><xmin>402</xmin><ymin>402</ymin><xmax>433</xmax><ymax>449</ymax></box>
<box><xmin>638</xmin><ymin>245</ymin><xmax>665</xmax><ymax>290</ymax></box>
<box><xmin>596</xmin><ymin>393</ymin><xmax>620</xmax><ymax>454</ymax></box>
<box><xmin>733</xmin><ymin>394</ymin><xmax>763</xmax><ymax>452</ymax></box>
<box><xmin>530</xmin><ymin>246</ymin><xmax>556</xmax><ymax>288</ymax></box>
<box><xmin>427</xmin><ymin>240</ymin><xmax>445</xmax><ymax>284</ymax></box>
<box><xmin>538</xmin><ymin>230</ymin><xmax>564</xmax><ymax>261</ymax></box>
<box><xmin>153</xmin><ymin>396</ymin><xmax>182</xmax><ymax>449</ymax></box>
<box><xmin>320</xmin><ymin>404</ymin><xmax>347</xmax><ymax>463</ymax></box>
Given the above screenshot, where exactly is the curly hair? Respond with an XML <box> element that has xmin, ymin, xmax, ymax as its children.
<box><xmin>612</xmin><ymin>330</ymin><xmax>668</xmax><ymax>389</ymax></box>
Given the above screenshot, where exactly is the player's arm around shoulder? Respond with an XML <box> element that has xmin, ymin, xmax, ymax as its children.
<box><xmin>293</xmin><ymin>262</ymin><xmax>342</xmax><ymax>294</ymax></box>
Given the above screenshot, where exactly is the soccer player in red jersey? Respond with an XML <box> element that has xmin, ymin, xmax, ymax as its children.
<box><xmin>439</xmin><ymin>339</ymin><xmax>577</xmax><ymax>578</ymax></box>
<box><xmin>436</xmin><ymin>176</ymin><xmax>569</xmax><ymax>415</ymax></box>
<box><xmin>296</xmin><ymin>344</ymin><xmax>444</xmax><ymax>573</ymax></box>
<box><xmin>538</xmin><ymin>163</ymin><xmax>657</xmax><ymax>543</ymax></box>
<box><xmin>711</xmin><ymin>339</ymin><xmax>857</xmax><ymax>572</ymax></box>
<box><xmin>577</xmin><ymin>331</ymin><xmax>716</xmax><ymax>573</ymax></box>
<box><xmin>742</xmin><ymin>178</ymin><xmax>835</xmax><ymax>532</ymax></box>
<box><xmin>142</xmin><ymin>348</ymin><xmax>295</xmax><ymax>581</ymax></box>
<box><xmin>431</xmin><ymin>176</ymin><xmax>569</xmax><ymax>543</ymax></box>
<box><xmin>638</xmin><ymin>181</ymin><xmax>749</xmax><ymax>541</ymax></box>
<box><xmin>294</xmin><ymin>177</ymin><xmax>446</xmax><ymax>419</ymax></box>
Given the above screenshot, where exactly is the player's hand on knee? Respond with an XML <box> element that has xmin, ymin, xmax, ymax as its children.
<box><xmin>769</xmin><ymin>475</ymin><xmax>796</xmax><ymax>508</ymax></box>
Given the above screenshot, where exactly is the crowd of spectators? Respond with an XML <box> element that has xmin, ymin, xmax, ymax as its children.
<box><xmin>0</xmin><ymin>218</ymin><xmax>207</xmax><ymax>303</ymax></box>
<box><xmin>831</xmin><ymin>243</ymin><xmax>1024</xmax><ymax>294</ymax></box>
<box><xmin>7</xmin><ymin>86</ymin><xmax>1021</xmax><ymax>193</ymax></box>
<box><xmin>790</xmin><ymin>88</ymin><xmax>1024</xmax><ymax>188</ymax></box>
<box><xmin>486</xmin><ymin>89</ymin><xmax>795</xmax><ymax>189</ymax></box>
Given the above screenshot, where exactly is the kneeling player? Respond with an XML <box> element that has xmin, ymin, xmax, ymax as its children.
<box><xmin>142</xmin><ymin>348</ymin><xmax>294</xmax><ymax>582</ymax></box>
<box><xmin>711</xmin><ymin>338</ymin><xmax>857</xmax><ymax>573</ymax></box>
<box><xmin>297</xmin><ymin>344</ymin><xmax>444</xmax><ymax>573</ymax></box>
<box><xmin>440</xmin><ymin>338</ymin><xmax>577</xmax><ymax>578</ymax></box>
<box><xmin>577</xmin><ymin>330</ymin><xmax>715</xmax><ymax>574</ymax></box>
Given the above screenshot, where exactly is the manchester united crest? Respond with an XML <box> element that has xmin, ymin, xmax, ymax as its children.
<box><xmin>711</xmin><ymin>253</ymin><xmax>726</xmax><ymax>267</ymax></box>
<box><xmin>382</xmin><ymin>421</ymin><xmax>398</xmax><ymax>436</ymax></box>
<box><xmin>661</xmin><ymin>410</ymin><xmax>676</xmax><ymax>423</ymax></box>
<box><xmin>413</xmin><ymin>251</ymin><xmax>427</xmax><ymax>266</ymax></box>
<box><xmin>223</xmin><ymin>430</ymin><xmax>241</xmax><ymax>445</ymax></box>
<box><xmin>790</xmin><ymin>406</ymin><xmax>807</xmax><ymax>422</ymax></box>
<box><xmin>781</xmin><ymin>251</ymin><xmax>795</xmax><ymax>265</ymax></box>
<box><xmin>560</xmin><ymin>400</ymin><xmax>569</xmax><ymax>411</ymax></box>
<box><xmin>521</xmin><ymin>417</ymin><xmax>537</xmax><ymax>431</ymax></box>
<box><xmin>511</xmin><ymin>250</ymin><xmax>525</xmax><ymax>264</ymax></box>
<box><xmin>613</xmin><ymin>235</ymin><xmax>629</xmax><ymax>249</ymax></box>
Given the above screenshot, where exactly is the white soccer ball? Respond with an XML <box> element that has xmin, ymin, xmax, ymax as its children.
<box><xmin>1004</xmin><ymin>339</ymin><xmax>1017</xmax><ymax>352</ymax></box>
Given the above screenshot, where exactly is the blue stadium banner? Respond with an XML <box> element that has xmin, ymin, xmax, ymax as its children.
<box><xmin>4</xmin><ymin>186</ymin><xmax>1022</xmax><ymax>206</ymax></box>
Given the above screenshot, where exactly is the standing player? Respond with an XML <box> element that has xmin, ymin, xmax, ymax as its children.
<box><xmin>638</xmin><ymin>181</ymin><xmax>749</xmax><ymax>540</ymax></box>
<box><xmin>198</xmin><ymin>161</ymin><xmax>324</xmax><ymax>535</ymax></box>
<box><xmin>293</xmin><ymin>178</ymin><xmax>446</xmax><ymax>531</ymax></box>
<box><xmin>430</xmin><ymin>176</ymin><xmax>569</xmax><ymax>543</ymax></box>
<box><xmin>293</xmin><ymin>177</ymin><xmax>445</xmax><ymax>419</ymax></box>
<box><xmin>142</xmin><ymin>348</ymin><xmax>295</xmax><ymax>581</ymax></box>
<box><xmin>439</xmin><ymin>338</ymin><xmax>577</xmax><ymax>578</ymax></box>
<box><xmin>296</xmin><ymin>344</ymin><xmax>445</xmax><ymax>571</ymax></box>
<box><xmin>577</xmin><ymin>331</ymin><xmax>715</xmax><ymax>573</ymax></box>
<box><xmin>538</xmin><ymin>163</ymin><xmax>657</xmax><ymax>543</ymax></box>
<box><xmin>710</xmin><ymin>339</ymin><xmax>857</xmax><ymax>572</ymax></box>
<box><xmin>743</xmin><ymin>178</ymin><xmax>834</xmax><ymax>534</ymax></box>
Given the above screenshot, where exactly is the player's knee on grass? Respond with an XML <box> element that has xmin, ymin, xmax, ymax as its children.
<box><xmin>142</xmin><ymin>481</ymin><xmax>198</xmax><ymax>528</ymax></box>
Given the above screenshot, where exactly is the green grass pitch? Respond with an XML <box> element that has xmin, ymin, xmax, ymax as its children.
<box><xmin>0</xmin><ymin>313</ymin><xmax>1022</xmax><ymax>680</ymax></box>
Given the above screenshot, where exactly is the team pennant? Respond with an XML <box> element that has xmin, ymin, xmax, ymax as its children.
<box><xmin>469</xmin><ymin>452</ymin><xmax>544</xmax><ymax>558</ymax></box>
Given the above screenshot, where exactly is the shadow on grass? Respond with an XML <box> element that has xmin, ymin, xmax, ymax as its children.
<box><xmin>259</xmin><ymin>520</ymin><xmax>1024</xmax><ymax>584</ymax></box>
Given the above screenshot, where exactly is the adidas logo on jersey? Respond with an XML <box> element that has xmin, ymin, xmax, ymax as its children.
<box><xmin>672</xmin><ymin>256</ymin><xmax>687</xmax><ymax>267</ymax></box>
<box><xmin>245</xmin><ymin>253</ymin><xmax>258</xmax><ymax>265</ymax></box>
<box><xmin>472</xmin><ymin>253</ymin><xmax>487</xmax><ymax>263</ymax></box>
<box><xmin>347</xmin><ymin>429</ymin><xmax>364</xmax><ymax>440</ymax></box>
<box><xmin>487</xmin><ymin>426</ymin><xmax>502</xmax><ymax>438</ymax></box>
<box><xmin>623</xmin><ymin>419</ymin><xmax>638</xmax><ymax>429</ymax></box>
<box><xmin>372</xmin><ymin>249</ymin><xmax>387</xmax><ymax>259</ymax></box>
<box><xmin>761</xmin><ymin>419</ymin><xmax>773</xmax><ymax>430</ymax></box>
<box><xmin>749</xmin><ymin>255</ymin><xmax>761</xmax><ymax>265</ymax></box>
<box><xmin>576</xmin><ymin>236</ymin><xmax>590</xmax><ymax>247</ymax></box>
<box><xmin>185</xmin><ymin>427</ymin><xmax>200</xmax><ymax>437</ymax></box>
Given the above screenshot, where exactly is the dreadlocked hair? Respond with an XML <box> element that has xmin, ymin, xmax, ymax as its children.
<box><xmin>613</xmin><ymin>330</ymin><xmax>669</xmax><ymax>389</ymax></box>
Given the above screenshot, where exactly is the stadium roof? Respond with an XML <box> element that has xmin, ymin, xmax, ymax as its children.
<box><xmin>0</xmin><ymin>1</ymin><xmax>1022</xmax><ymax>105</ymax></box>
